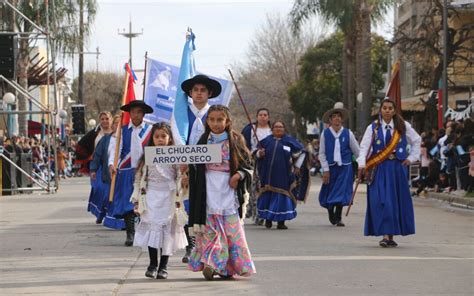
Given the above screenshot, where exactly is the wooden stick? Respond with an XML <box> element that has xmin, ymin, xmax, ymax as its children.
<box><xmin>108</xmin><ymin>70</ymin><xmax>130</xmax><ymax>202</ymax></box>
<box><xmin>228</xmin><ymin>69</ymin><xmax>262</xmax><ymax>149</ymax></box>
<box><xmin>345</xmin><ymin>179</ymin><xmax>360</xmax><ymax>216</ymax></box>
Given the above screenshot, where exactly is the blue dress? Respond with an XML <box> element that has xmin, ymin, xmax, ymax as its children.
<box><xmin>364</xmin><ymin>123</ymin><xmax>415</xmax><ymax>236</ymax></box>
<box><xmin>257</xmin><ymin>134</ymin><xmax>303</xmax><ymax>222</ymax></box>
<box><xmin>88</xmin><ymin>135</ymin><xmax>112</xmax><ymax>221</ymax></box>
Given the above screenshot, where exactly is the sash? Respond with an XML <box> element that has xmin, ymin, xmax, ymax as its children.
<box><xmin>366</xmin><ymin>129</ymin><xmax>401</xmax><ymax>169</ymax></box>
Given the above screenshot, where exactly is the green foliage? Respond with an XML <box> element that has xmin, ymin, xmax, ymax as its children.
<box><xmin>371</xmin><ymin>34</ymin><xmax>389</xmax><ymax>95</ymax></box>
<box><xmin>288</xmin><ymin>32</ymin><xmax>389</xmax><ymax>123</ymax></box>
<box><xmin>15</xmin><ymin>0</ymin><xmax>97</xmax><ymax>58</ymax></box>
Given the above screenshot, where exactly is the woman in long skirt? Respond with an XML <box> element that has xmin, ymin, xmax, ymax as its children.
<box><xmin>357</xmin><ymin>99</ymin><xmax>421</xmax><ymax>247</ymax></box>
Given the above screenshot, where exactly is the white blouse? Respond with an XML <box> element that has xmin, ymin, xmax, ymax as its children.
<box><xmin>357</xmin><ymin>120</ymin><xmax>421</xmax><ymax>168</ymax></box>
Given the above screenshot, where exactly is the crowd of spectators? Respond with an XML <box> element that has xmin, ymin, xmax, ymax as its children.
<box><xmin>1</xmin><ymin>135</ymin><xmax>79</xmax><ymax>186</ymax></box>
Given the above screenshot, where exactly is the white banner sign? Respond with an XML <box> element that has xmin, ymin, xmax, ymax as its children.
<box><xmin>145</xmin><ymin>144</ymin><xmax>222</xmax><ymax>165</ymax></box>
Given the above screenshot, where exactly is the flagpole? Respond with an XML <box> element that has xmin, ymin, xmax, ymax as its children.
<box><xmin>228</xmin><ymin>69</ymin><xmax>262</xmax><ymax>149</ymax></box>
<box><xmin>142</xmin><ymin>51</ymin><xmax>148</xmax><ymax>100</ymax></box>
<box><xmin>109</xmin><ymin>68</ymin><xmax>130</xmax><ymax>202</ymax></box>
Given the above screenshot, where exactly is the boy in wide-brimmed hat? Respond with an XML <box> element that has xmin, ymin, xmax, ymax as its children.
<box><xmin>318</xmin><ymin>102</ymin><xmax>360</xmax><ymax>226</ymax></box>
<box><xmin>175</xmin><ymin>74</ymin><xmax>222</xmax><ymax>263</ymax></box>
<box><xmin>108</xmin><ymin>100</ymin><xmax>154</xmax><ymax>246</ymax></box>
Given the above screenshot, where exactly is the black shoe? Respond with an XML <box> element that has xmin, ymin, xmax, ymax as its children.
<box><xmin>95</xmin><ymin>217</ymin><xmax>103</xmax><ymax>224</ymax></box>
<box><xmin>145</xmin><ymin>266</ymin><xmax>157</xmax><ymax>278</ymax></box>
<box><xmin>182</xmin><ymin>247</ymin><xmax>191</xmax><ymax>263</ymax></box>
<box><xmin>328</xmin><ymin>208</ymin><xmax>336</xmax><ymax>225</ymax></box>
<box><xmin>379</xmin><ymin>239</ymin><xmax>389</xmax><ymax>248</ymax></box>
<box><xmin>277</xmin><ymin>222</ymin><xmax>288</xmax><ymax>230</ymax></box>
<box><xmin>336</xmin><ymin>221</ymin><xmax>345</xmax><ymax>227</ymax></box>
<box><xmin>257</xmin><ymin>218</ymin><xmax>264</xmax><ymax>226</ymax></box>
<box><xmin>124</xmin><ymin>232</ymin><xmax>134</xmax><ymax>246</ymax></box>
<box><xmin>265</xmin><ymin>220</ymin><xmax>273</xmax><ymax>229</ymax></box>
<box><xmin>387</xmin><ymin>240</ymin><xmax>398</xmax><ymax>247</ymax></box>
<box><xmin>156</xmin><ymin>268</ymin><xmax>168</xmax><ymax>279</ymax></box>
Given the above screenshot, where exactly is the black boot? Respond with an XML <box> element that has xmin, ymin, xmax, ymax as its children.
<box><xmin>157</xmin><ymin>254</ymin><xmax>169</xmax><ymax>279</ymax></box>
<box><xmin>328</xmin><ymin>206</ymin><xmax>336</xmax><ymax>225</ymax></box>
<box><xmin>265</xmin><ymin>219</ymin><xmax>273</xmax><ymax>229</ymax></box>
<box><xmin>182</xmin><ymin>225</ymin><xmax>194</xmax><ymax>263</ymax></box>
<box><xmin>124</xmin><ymin>212</ymin><xmax>135</xmax><ymax>246</ymax></box>
<box><xmin>277</xmin><ymin>221</ymin><xmax>288</xmax><ymax>229</ymax></box>
<box><xmin>334</xmin><ymin>205</ymin><xmax>345</xmax><ymax>227</ymax></box>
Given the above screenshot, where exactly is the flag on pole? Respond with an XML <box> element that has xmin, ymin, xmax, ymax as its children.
<box><xmin>122</xmin><ymin>63</ymin><xmax>138</xmax><ymax>125</ymax></box>
<box><xmin>385</xmin><ymin>61</ymin><xmax>401</xmax><ymax>113</ymax></box>
<box><xmin>171</xmin><ymin>29</ymin><xmax>196</xmax><ymax>145</ymax></box>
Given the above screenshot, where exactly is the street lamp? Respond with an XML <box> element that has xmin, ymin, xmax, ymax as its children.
<box><xmin>58</xmin><ymin>109</ymin><xmax>67</xmax><ymax>141</ymax></box>
<box><xmin>88</xmin><ymin>119</ymin><xmax>96</xmax><ymax>128</ymax></box>
<box><xmin>3</xmin><ymin>92</ymin><xmax>16</xmax><ymax>136</ymax></box>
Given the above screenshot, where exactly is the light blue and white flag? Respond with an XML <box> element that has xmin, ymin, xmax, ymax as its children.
<box><xmin>143</xmin><ymin>33</ymin><xmax>233</xmax><ymax>145</ymax></box>
<box><xmin>172</xmin><ymin>31</ymin><xmax>197</xmax><ymax>145</ymax></box>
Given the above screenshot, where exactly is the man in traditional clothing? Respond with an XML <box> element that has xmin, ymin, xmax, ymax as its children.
<box><xmin>318</xmin><ymin>102</ymin><xmax>359</xmax><ymax>227</ymax></box>
<box><xmin>108</xmin><ymin>100</ymin><xmax>153</xmax><ymax>246</ymax></box>
<box><xmin>175</xmin><ymin>74</ymin><xmax>222</xmax><ymax>262</ymax></box>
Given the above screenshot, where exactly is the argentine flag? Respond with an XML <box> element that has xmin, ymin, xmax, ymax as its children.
<box><xmin>171</xmin><ymin>31</ymin><xmax>196</xmax><ymax>145</ymax></box>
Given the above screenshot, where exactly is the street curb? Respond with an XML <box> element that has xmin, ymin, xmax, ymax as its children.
<box><xmin>425</xmin><ymin>192</ymin><xmax>474</xmax><ymax>209</ymax></box>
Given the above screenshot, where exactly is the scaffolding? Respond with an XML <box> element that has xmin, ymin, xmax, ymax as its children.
<box><xmin>1</xmin><ymin>0</ymin><xmax>60</xmax><ymax>194</ymax></box>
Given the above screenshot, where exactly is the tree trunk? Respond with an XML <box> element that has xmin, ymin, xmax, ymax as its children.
<box><xmin>355</xmin><ymin>0</ymin><xmax>372</xmax><ymax>135</ymax></box>
<box><xmin>17</xmin><ymin>36</ymin><xmax>30</xmax><ymax>136</ymax></box>
<box><xmin>344</xmin><ymin>33</ymin><xmax>356</xmax><ymax>131</ymax></box>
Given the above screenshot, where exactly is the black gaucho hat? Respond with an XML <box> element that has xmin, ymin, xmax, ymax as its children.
<box><xmin>181</xmin><ymin>74</ymin><xmax>222</xmax><ymax>98</ymax></box>
<box><xmin>120</xmin><ymin>100</ymin><xmax>154</xmax><ymax>114</ymax></box>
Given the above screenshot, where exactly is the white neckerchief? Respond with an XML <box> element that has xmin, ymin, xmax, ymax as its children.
<box><xmin>330</xmin><ymin>126</ymin><xmax>344</xmax><ymax>166</ymax></box>
<box><xmin>188</xmin><ymin>103</ymin><xmax>210</xmax><ymax>145</ymax></box>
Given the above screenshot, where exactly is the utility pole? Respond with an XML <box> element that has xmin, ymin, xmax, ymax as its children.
<box><xmin>78</xmin><ymin>0</ymin><xmax>84</xmax><ymax>104</ymax></box>
<box><xmin>442</xmin><ymin>0</ymin><xmax>449</xmax><ymax>124</ymax></box>
<box><xmin>118</xmin><ymin>18</ymin><xmax>143</xmax><ymax>68</ymax></box>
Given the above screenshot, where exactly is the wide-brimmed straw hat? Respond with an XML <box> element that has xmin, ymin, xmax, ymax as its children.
<box><xmin>322</xmin><ymin>102</ymin><xmax>349</xmax><ymax>123</ymax></box>
<box><xmin>181</xmin><ymin>74</ymin><xmax>222</xmax><ymax>98</ymax></box>
<box><xmin>120</xmin><ymin>100</ymin><xmax>154</xmax><ymax>114</ymax></box>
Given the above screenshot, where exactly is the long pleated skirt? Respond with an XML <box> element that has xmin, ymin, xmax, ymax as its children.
<box><xmin>257</xmin><ymin>191</ymin><xmax>296</xmax><ymax>222</ymax></box>
<box><xmin>364</xmin><ymin>159</ymin><xmax>415</xmax><ymax>236</ymax></box>
<box><xmin>188</xmin><ymin>213</ymin><xmax>256</xmax><ymax>277</ymax></box>
<box><xmin>87</xmin><ymin>167</ymin><xmax>108</xmax><ymax>220</ymax></box>
<box><xmin>319</xmin><ymin>164</ymin><xmax>353</xmax><ymax>209</ymax></box>
<box><xmin>110</xmin><ymin>168</ymin><xmax>135</xmax><ymax>219</ymax></box>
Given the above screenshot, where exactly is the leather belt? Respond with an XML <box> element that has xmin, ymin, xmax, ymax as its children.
<box><xmin>387</xmin><ymin>153</ymin><xmax>396</xmax><ymax>160</ymax></box>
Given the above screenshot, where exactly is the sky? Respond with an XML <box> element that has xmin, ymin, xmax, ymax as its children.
<box><xmin>74</xmin><ymin>0</ymin><xmax>394</xmax><ymax>79</ymax></box>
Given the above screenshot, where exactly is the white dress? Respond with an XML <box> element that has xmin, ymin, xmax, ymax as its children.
<box><xmin>133</xmin><ymin>165</ymin><xmax>187</xmax><ymax>255</ymax></box>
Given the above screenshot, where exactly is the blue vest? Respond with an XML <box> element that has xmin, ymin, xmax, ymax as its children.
<box><xmin>119</xmin><ymin>124</ymin><xmax>151</xmax><ymax>168</ymax></box>
<box><xmin>324</xmin><ymin>128</ymin><xmax>353</xmax><ymax>165</ymax></box>
<box><xmin>371</xmin><ymin>122</ymin><xmax>408</xmax><ymax>160</ymax></box>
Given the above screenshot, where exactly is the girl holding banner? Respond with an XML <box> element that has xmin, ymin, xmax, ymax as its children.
<box><xmin>357</xmin><ymin>99</ymin><xmax>421</xmax><ymax>248</ymax></box>
<box><xmin>187</xmin><ymin>105</ymin><xmax>256</xmax><ymax>280</ymax></box>
<box><xmin>131</xmin><ymin>122</ymin><xmax>187</xmax><ymax>280</ymax></box>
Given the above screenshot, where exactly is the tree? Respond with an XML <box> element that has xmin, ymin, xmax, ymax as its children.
<box><xmin>14</xmin><ymin>0</ymin><xmax>97</xmax><ymax>135</ymax></box>
<box><xmin>290</xmin><ymin>0</ymin><xmax>394</xmax><ymax>133</ymax></box>
<box><xmin>229</xmin><ymin>14</ymin><xmax>323</xmax><ymax>137</ymax></box>
<box><xmin>288</xmin><ymin>32</ymin><xmax>389</xmax><ymax>131</ymax></box>
<box><xmin>70</xmin><ymin>71</ymin><xmax>124</xmax><ymax>121</ymax></box>
<box><xmin>393</xmin><ymin>0</ymin><xmax>474</xmax><ymax>131</ymax></box>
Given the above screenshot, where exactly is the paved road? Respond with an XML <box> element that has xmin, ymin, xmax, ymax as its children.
<box><xmin>0</xmin><ymin>177</ymin><xmax>473</xmax><ymax>295</ymax></box>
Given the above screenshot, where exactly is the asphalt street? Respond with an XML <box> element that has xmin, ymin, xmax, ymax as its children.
<box><xmin>0</xmin><ymin>176</ymin><xmax>473</xmax><ymax>295</ymax></box>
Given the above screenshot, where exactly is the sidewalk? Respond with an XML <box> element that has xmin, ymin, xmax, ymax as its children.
<box><xmin>423</xmin><ymin>191</ymin><xmax>474</xmax><ymax>209</ymax></box>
